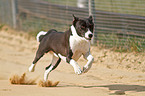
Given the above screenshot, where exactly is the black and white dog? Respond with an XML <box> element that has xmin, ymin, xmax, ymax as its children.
<box><xmin>29</xmin><ymin>15</ymin><xmax>94</xmax><ymax>81</ymax></box>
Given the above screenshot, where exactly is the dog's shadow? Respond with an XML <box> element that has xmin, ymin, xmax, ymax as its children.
<box><xmin>59</xmin><ymin>84</ymin><xmax>145</xmax><ymax>92</ymax></box>
<box><xmin>98</xmin><ymin>84</ymin><xmax>145</xmax><ymax>92</ymax></box>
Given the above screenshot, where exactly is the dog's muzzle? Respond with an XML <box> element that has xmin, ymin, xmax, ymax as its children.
<box><xmin>88</xmin><ymin>34</ymin><xmax>93</xmax><ymax>38</ymax></box>
<box><xmin>85</xmin><ymin>33</ymin><xmax>93</xmax><ymax>40</ymax></box>
<box><xmin>86</xmin><ymin>34</ymin><xmax>93</xmax><ymax>40</ymax></box>
<box><xmin>85</xmin><ymin>29</ymin><xmax>93</xmax><ymax>40</ymax></box>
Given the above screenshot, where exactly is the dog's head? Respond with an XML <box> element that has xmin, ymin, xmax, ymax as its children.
<box><xmin>72</xmin><ymin>15</ymin><xmax>94</xmax><ymax>40</ymax></box>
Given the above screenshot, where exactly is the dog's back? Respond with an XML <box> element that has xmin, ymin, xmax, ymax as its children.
<box><xmin>36</xmin><ymin>29</ymin><xmax>71</xmax><ymax>57</ymax></box>
<box><xmin>29</xmin><ymin>15</ymin><xmax>94</xmax><ymax>81</ymax></box>
<box><xmin>36</xmin><ymin>29</ymin><xmax>58</xmax><ymax>42</ymax></box>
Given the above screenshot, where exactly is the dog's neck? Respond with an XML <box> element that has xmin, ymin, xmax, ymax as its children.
<box><xmin>71</xmin><ymin>25</ymin><xmax>79</xmax><ymax>37</ymax></box>
<box><xmin>69</xmin><ymin>25</ymin><xmax>90</xmax><ymax>58</ymax></box>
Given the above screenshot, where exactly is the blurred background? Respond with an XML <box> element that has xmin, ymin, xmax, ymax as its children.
<box><xmin>0</xmin><ymin>0</ymin><xmax>145</xmax><ymax>52</ymax></box>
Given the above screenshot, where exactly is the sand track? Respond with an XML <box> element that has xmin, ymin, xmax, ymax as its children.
<box><xmin>0</xmin><ymin>28</ymin><xmax>145</xmax><ymax>96</ymax></box>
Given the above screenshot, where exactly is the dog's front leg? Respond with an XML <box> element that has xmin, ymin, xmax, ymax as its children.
<box><xmin>83</xmin><ymin>51</ymin><xmax>94</xmax><ymax>73</ymax></box>
<box><xmin>58</xmin><ymin>54</ymin><xmax>82</xmax><ymax>75</ymax></box>
<box><xmin>69</xmin><ymin>59</ymin><xmax>82</xmax><ymax>75</ymax></box>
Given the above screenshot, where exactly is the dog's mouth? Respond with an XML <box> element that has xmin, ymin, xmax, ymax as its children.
<box><xmin>85</xmin><ymin>37</ymin><xmax>92</xmax><ymax>40</ymax></box>
<box><xmin>82</xmin><ymin>34</ymin><xmax>92</xmax><ymax>40</ymax></box>
<box><xmin>84</xmin><ymin>33</ymin><xmax>93</xmax><ymax>41</ymax></box>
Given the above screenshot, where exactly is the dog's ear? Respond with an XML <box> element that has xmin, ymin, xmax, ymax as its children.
<box><xmin>88</xmin><ymin>15</ymin><xmax>93</xmax><ymax>21</ymax></box>
<box><xmin>72</xmin><ymin>14</ymin><xmax>79</xmax><ymax>26</ymax></box>
<box><xmin>72</xmin><ymin>14</ymin><xmax>79</xmax><ymax>21</ymax></box>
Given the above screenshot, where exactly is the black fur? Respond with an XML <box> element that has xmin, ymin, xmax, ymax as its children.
<box><xmin>39</xmin><ymin>29</ymin><xmax>57</xmax><ymax>42</ymax></box>
<box><xmin>32</xmin><ymin>15</ymin><xmax>94</xmax><ymax>73</ymax></box>
<box><xmin>45</xmin><ymin>58</ymin><xmax>61</xmax><ymax>71</ymax></box>
<box><xmin>52</xmin><ymin>58</ymin><xmax>61</xmax><ymax>70</ymax></box>
<box><xmin>66</xmin><ymin>49</ymin><xmax>73</xmax><ymax>63</ymax></box>
<box><xmin>32</xmin><ymin>29</ymin><xmax>72</xmax><ymax>65</ymax></box>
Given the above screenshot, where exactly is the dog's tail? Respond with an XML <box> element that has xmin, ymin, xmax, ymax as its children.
<box><xmin>36</xmin><ymin>31</ymin><xmax>47</xmax><ymax>42</ymax></box>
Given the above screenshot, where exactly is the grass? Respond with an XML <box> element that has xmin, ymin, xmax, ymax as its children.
<box><xmin>97</xmin><ymin>30</ymin><xmax>145</xmax><ymax>52</ymax></box>
<box><xmin>44</xmin><ymin>0</ymin><xmax>145</xmax><ymax>16</ymax></box>
<box><xmin>17</xmin><ymin>15</ymin><xmax>145</xmax><ymax>52</ymax></box>
<box><xmin>44</xmin><ymin>0</ymin><xmax>77</xmax><ymax>7</ymax></box>
<box><xmin>18</xmin><ymin>15</ymin><xmax>65</xmax><ymax>36</ymax></box>
<box><xmin>18</xmin><ymin>15</ymin><xmax>69</xmax><ymax>37</ymax></box>
<box><xmin>14</xmin><ymin>0</ymin><xmax>145</xmax><ymax>52</ymax></box>
<box><xmin>94</xmin><ymin>0</ymin><xmax>145</xmax><ymax>16</ymax></box>
<box><xmin>0</xmin><ymin>24</ymin><xmax>5</xmax><ymax>30</ymax></box>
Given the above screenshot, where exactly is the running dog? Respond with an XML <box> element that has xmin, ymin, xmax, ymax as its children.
<box><xmin>29</xmin><ymin>15</ymin><xmax>94</xmax><ymax>81</ymax></box>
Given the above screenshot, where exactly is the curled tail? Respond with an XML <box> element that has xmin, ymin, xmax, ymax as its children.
<box><xmin>36</xmin><ymin>31</ymin><xmax>47</xmax><ymax>42</ymax></box>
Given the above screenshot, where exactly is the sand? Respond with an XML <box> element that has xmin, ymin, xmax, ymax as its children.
<box><xmin>0</xmin><ymin>27</ymin><xmax>145</xmax><ymax>96</ymax></box>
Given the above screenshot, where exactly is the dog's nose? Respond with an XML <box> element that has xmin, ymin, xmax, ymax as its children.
<box><xmin>89</xmin><ymin>34</ymin><xmax>93</xmax><ymax>38</ymax></box>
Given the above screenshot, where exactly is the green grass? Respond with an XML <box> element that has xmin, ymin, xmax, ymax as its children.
<box><xmin>44</xmin><ymin>0</ymin><xmax>77</xmax><ymax>7</ymax></box>
<box><xmin>18</xmin><ymin>14</ymin><xmax>145</xmax><ymax>52</ymax></box>
<box><xmin>97</xmin><ymin>30</ymin><xmax>145</xmax><ymax>52</ymax></box>
<box><xmin>0</xmin><ymin>24</ymin><xmax>4</xmax><ymax>30</ymax></box>
<box><xmin>18</xmin><ymin>16</ymin><xmax>68</xmax><ymax>37</ymax></box>
<box><xmin>18</xmin><ymin>0</ymin><xmax>145</xmax><ymax>52</ymax></box>
<box><xmin>44</xmin><ymin>0</ymin><xmax>145</xmax><ymax>16</ymax></box>
<box><xmin>94</xmin><ymin>0</ymin><xmax>145</xmax><ymax>16</ymax></box>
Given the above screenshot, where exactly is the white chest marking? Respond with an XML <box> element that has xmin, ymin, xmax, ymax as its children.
<box><xmin>69</xmin><ymin>25</ymin><xmax>90</xmax><ymax>61</ymax></box>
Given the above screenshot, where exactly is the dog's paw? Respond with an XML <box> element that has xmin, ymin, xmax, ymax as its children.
<box><xmin>29</xmin><ymin>64</ymin><xmax>35</xmax><ymax>72</ymax></box>
<box><xmin>74</xmin><ymin>66</ymin><xmax>82</xmax><ymax>75</ymax></box>
<box><xmin>44</xmin><ymin>70</ymin><xmax>50</xmax><ymax>81</ymax></box>
<box><xmin>82</xmin><ymin>66</ymin><xmax>90</xmax><ymax>73</ymax></box>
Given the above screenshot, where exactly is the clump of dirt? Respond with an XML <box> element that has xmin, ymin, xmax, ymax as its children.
<box><xmin>38</xmin><ymin>80</ymin><xmax>59</xmax><ymax>87</ymax></box>
<box><xmin>9</xmin><ymin>73</ymin><xmax>36</xmax><ymax>85</ymax></box>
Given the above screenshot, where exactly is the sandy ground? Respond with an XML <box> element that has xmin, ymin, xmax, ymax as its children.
<box><xmin>0</xmin><ymin>27</ymin><xmax>145</xmax><ymax>96</ymax></box>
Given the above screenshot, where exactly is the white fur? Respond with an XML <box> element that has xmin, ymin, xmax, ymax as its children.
<box><xmin>70</xmin><ymin>25</ymin><xmax>94</xmax><ymax>73</ymax></box>
<box><xmin>36</xmin><ymin>31</ymin><xmax>47</xmax><ymax>42</ymax></box>
<box><xmin>29</xmin><ymin>63</ymin><xmax>35</xmax><ymax>72</ymax></box>
<box><xmin>83</xmin><ymin>53</ymin><xmax>94</xmax><ymax>73</ymax></box>
<box><xmin>69</xmin><ymin>59</ymin><xmax>82</xmax><ymax>74</ymax></box>
<box><xmin>58</xmin><ymin>53</ymin><xmax>82</xmax><ymax>75</ymax></box>
<box><xmin>58</xmin><ymin>54</ymin><xmax>66</xmax><ymax>62</ymax></box>
<box><xmin>85</xmin><ymin>29</ymin><xmax>93</xmax><ymax>39</ymax></box>
<box><xmin>31</xmin><ymin>25</ymin><xmax>93</xmax><ymax>79</ymax></box>
<box><xmin>70</xmin><ymin>25</ymin><xmax>90</xmax><ymax>61</ymax></box>
<box><xmin>54</xmin><ymin>53</ymin><xmax>59</xmax><ymax>57</ymax></box>
<box><xmin>44</xmin><ymin>54</ymin><xmax>59</xmax><ymax>81</ymax></box>
<box><xmin>44</xmin><ymin>65</ymin><xmax>53</xmax><ymax>81</ymax></box>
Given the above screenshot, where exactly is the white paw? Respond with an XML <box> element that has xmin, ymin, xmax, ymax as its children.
<box><xmin>74</xmin><ymin>66</ymin><xmax>82</xmax><ymax>75</ymax></box>
<box><xmin>44</xmin><ymin>73</ymin><xmax>48</xmax><ymax>81</ymax></box>
<box><xmin>44</xmin><ymin>70</ymin><xmax>50</xmax><ymax>81</ymax></box>
<box><xmin>29</xmin><ymin>64</ymin><xmax>35</xmax><ymax>72</ymax></box>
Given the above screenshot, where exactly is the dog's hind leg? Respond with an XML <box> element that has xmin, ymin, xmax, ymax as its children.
<box><xmin>44</xmin><ymin>54</ymin><xmax>61</xmax><ymax>81</ymax></box>
<box><xmin>29</xmin><ymin>45</ymin><xmax>48</xmax><ymax>72</ymax></box>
